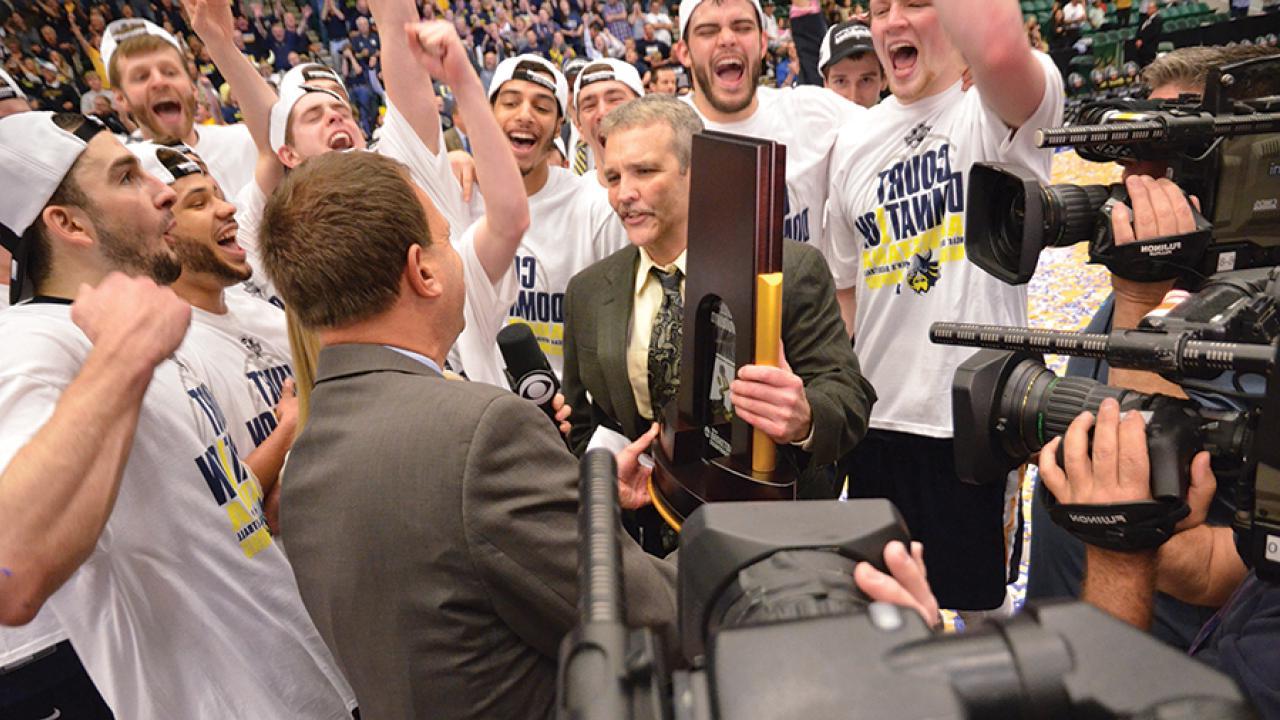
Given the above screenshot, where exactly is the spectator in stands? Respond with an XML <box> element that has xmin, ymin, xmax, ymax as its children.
<box><xmin>635</xmin><ymin>22</ymin><xmax>670</xmax><ymax>60</ymax></box>
<box><xmin>1115</xmin><ymin>0</ymin><xmax>1133</xmax><ymax>26</ymax></box>
<box><xmin>1088</xmin><ymin>0</ymin><xmax>1107</xmax><ymax>30</ymax></box>
<box><xmin>559</xmin><ymin>0</ymin><xmax>588</xmax><ymax>54</ymax></box>
<box><xmin>78</xmin><ymin>70</ymin><xmax>111</xmax><ymax>114</ymax></box>
<box><xmin>603</xmin><ymin>0</ymin><xmax>633</xmax><ymax>41</ymax></box>
<box><xmin>761</xmin><ymin>0</ymin><xmax>783</xmax><ymax>49</ymax></box>
<box><xmin>1231</xmin><ymin>0</ymin><xmax>1250</xmax><ymax>18</ymax></box>
<box><xmin>1135</xmin><ymin>0</ymin><xmax>1163</xmax><ymax>66</ymax></box>
<box><xmin>34</xmin><ymin>60</ymin><xmax>77</xmax><ymax>112</ymax></box>
<box><xmin>265</xmin><ymin>19</ymin><xmax>306</xmax><ymax>71</ymax></box>
<box><xmin>1026</xmin><ymin>16</ymin><xmax>1049</xmax><ymax>52</ymax></box>
<box><xmin>650</xmin><ymin>62</ymin><xmax>678</xmax><ymax>93</ymax></box>
<box><xmin>480</xmin><ymin>49</ymin><xmax>499</xmax><ymax>89</ymax></box>
<box><xmin>322</xmin><ymin>0</ymin><xmax>349</xmax><ymax>59</ymax></box>
<box><xmin>644</xmin><ymin>0</ymin><xmax>675</xmax><ymax>44</ymax></box>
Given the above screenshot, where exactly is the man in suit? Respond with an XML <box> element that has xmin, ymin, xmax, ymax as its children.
<box><xmin>561</xmin><ymin>95</ymin><xmax>875</xmax><ymax>551</ymax></box>
<box><xmin>1134</xmin><ymin>1</ymin><xmax>1164</xmax><ymax>67</ymax></box>
<box><xmin>258</xmin><ymin>149</ymin><xmax>677</xmax><ymax>720</ymax></box>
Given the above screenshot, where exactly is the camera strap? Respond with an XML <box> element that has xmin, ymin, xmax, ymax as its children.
<box><xmin>1089</xmin><ymin>197</ymin><xmax>1214</xmax><ymax>283</ymax></box>
<box><xmin>1043</xmin><ymin>495</ymin><xmax>1190</xmax><ymax>552</ymax></box>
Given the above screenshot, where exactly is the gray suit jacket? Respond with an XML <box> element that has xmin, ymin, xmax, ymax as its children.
<box><xmin>561</xmin><ymin>241</ymin><xmax>875</xmax><ymax>488</ymax></box>
<box><xmin>282</xmin><ymin>344</ymin><xmax>677</xmax><ymax>720</ymax></box>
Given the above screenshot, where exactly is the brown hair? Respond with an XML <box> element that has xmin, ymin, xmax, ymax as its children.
<box><xmin>259</xmin><ymin>151</ymin><xmax>431</xmax><ymax>329</ymax></box>
<box><xmin>599</xmin><ymin>94</ymin><xmax>704</xmax><ymax>171</ymax></box>
<box><xmin>1141</xmin><ymin>45</ymin><xmax>1277</xmax><ymax>95</ymax></box>
<box><xmin>107</xmin><ymin>35</ymin><xmax>189</xmax><ymax>88</ymax></box>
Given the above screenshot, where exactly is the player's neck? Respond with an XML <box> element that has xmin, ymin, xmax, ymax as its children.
<box><xmin>691</xmin><ymin>89</ymin><xmax>758</xmax><ymax>124</ymax></box>
<box><xmin>522</xmin><ymin>160</ymin><xmax>551</xmax><ymax>196</ymax></box>
<box><xmin>172</xmin><ymin>274</ymin><xmax>228</xmax><ymax>315</ymax></box>
<box><xmin>142</xmin><ymin>123</ymin><xmax>199</xmax><ymax>148</ymax></box>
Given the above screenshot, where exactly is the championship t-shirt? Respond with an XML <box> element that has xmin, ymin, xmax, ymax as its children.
<box><xmin>447</xmin><ymin>221</ymin><xmax>521</xmax><ymax>387</ymax></box>
<box><xmin>488</xmin><ymin>166</ymin><xmax>629</xmax><ymax>379</ymax></box>
<box><xmin>825</xmin><ymin>52</ymin><xmax>1063</xmax><ymax>437</ymax></box>
<box><xmin>0</xmin><ymin>304</ymin><xmax>356</xmax><ymax>718</ymax></box>
<box><xmin>683</xmin><ymin>85</ymin><xmax>861</xmax><ymax>245</ymax></box>
<box><xmin>189</xmin><ymin>291</ymin><xmax>293</xmax><ymax>461</ymax></box>
<box><xmin>192</xmin><ymin>122</ymin><xmax>258</xmax><ymax>198</ymax></box>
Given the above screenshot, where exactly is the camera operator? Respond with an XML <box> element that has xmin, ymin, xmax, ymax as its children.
<box><xmin>1038</xmin><ymin>400</ymin><xmax>1279</xmax><ymax>718</ymax></box>
<box><xmin>1027</xmin><ymin>45</ymin><xmax>1277</xmax><ymax>649</ymax></box>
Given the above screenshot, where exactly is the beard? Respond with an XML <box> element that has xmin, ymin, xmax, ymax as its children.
<box><xmin>96</xmin><ymin>213</ymin><xmax>183</xmax><ymax>285</ymax></box>
<box><xmin>136</xmin><ymin>90</ymin><xmax>197</xmax><ymax>144</ymax></box>
<box><xmin>171</xmin><ymin>234</ymin><xmax>252</xmax><ymax>286</ymax></box>
<box><xmin>691</xmin><ymin>57</ymin><xmax>761</xmax><ymax>116</ymax></box>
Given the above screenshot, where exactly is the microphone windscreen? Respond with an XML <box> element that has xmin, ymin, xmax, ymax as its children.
<box><xmin>498</xmin><ymin>323</ymin><xmax>561</xmax><ymax>413</ymax></box>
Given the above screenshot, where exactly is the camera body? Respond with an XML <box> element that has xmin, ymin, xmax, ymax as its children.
<box><xmin>557</xmin><ymin>479</ymin><xmax>1254</xmax><ymax>720</ymax></box>
<box><xmin>964</xmin><ymin>55</ymin><xmax>1280</xmax><ymax>285</ymax></box>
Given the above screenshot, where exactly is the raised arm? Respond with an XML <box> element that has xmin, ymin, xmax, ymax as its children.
<box><xmin>184</xmin><ymin>0</ymin><xmax>284</xmax><ymax>194</ymax></box>
<box><xmin>933</xmin><ymin>0</ymin><xmax>1046</xmax><ymax>129</ymax></box>
<box><xmin>0</xmin><ymin>275</ymin><xmax>190</xmax><ymax>625</ymax></box>
<box><xmin>371</xmin><ymin>0</ymin><xmax>446</xmax><ymax>153</ymax></box>
<box><xmin>407</xmin><ymin>21</ymin><xmax>529</xmax><ymax>283</ymax></box>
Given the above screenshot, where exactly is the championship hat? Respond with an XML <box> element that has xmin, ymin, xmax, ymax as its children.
<box><xmin>819</xmin><ymin>20</ymin><xmax>875</xmax><ymax>74</ymax></box>
<box><xmin>100</xmin><ymin>18</ymin><xmax>184</xmax><ymax>72</ymax></box>
<box><xmin>488</xmin><ymin>54</ymin><xmax>569</xmax><ymax>117</ymax></box>
<box><xmin>572</xmin><ymin>58</ymin><xmax>645</xmax><ymax>108</ymax></box>
<box><xmin>678</xmin><ymin>0</ymin><xmax>763</xmax><ymax>41</ymax></box>
<box><xmin>0</xmin><ymin>112</ymin><xmax>109</xmax><ymax>304</ymax></box>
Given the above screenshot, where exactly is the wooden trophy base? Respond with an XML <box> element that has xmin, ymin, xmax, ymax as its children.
<box><xmin>649</xmin><ymin>448</ymin><xmax>796</xmax><ymax>531</ymax></box>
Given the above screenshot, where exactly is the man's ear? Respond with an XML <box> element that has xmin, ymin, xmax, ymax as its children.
<box><xmin>40</xmin><ymin>204</ymin><xmax>94</xmax><ymax>250</ymax></box>
<box><xmin>277</xmin><ymin>144</ymin><xmax>302</xmax><ymax>169</ymax></box>
<box><xmin>404</xmin><ymin>242</ymin><xmax>443</xmax><ymax>299</ymax></box>
<box><xmin>673</xmin><ymin>39</ymin><xmax>690</xmax><ymax>68</ymax></box>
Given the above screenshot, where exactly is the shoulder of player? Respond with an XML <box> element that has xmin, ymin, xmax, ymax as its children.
<box><xmin>0</xmin><ymin>305</ymin><xmax>92</xmax><ymax>384</ymax></box>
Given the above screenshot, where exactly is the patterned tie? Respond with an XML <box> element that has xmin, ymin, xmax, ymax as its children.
<box><xmin>572</xmin><ymin>139</ymin><xmax>589</xmax><ymax>176</ymax></box>
<box><xmin>647</xmin><ymin>267</ymin><xmax>683</xmax><ymax>418</ymax></box>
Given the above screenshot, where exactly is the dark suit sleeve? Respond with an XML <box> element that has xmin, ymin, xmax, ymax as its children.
<box><xmin>461</xmin><ymin>393</ymin><xmax>678</xmax><ymax>659</ymax></box>
<box><xmin>782</xmin><ymin>243</ymin><xmax>877</xmax><ymax>468</ymax></box>
<box><xmin>562</xmin><ymin>272</ymin><xmax>598</xmax><ymax>456</ymax></box>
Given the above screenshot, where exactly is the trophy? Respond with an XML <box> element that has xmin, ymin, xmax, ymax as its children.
<box><xmin>648</xmin><ymin>130</ymin><xmax>795</xmax><ymax>530</ymax></box>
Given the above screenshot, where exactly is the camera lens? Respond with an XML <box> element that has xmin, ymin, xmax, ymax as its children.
<box><xmin>995</xmin><ymin>360</ymin><xmax>1137</xmax><ymax>459</ymax></box>
<box><xmin>1042</xmin><ymin>184</ymin><xmax>1113</xmax><ymax>247</ymax></box>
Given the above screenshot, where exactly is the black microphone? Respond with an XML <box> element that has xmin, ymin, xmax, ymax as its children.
<box><xmin>498</xmin><ymin>323</ymin><xmax>561</xmax><ymax>421</ymax></box>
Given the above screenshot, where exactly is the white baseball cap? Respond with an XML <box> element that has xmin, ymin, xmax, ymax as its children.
<box><xmin>268</xmin><ymin>81</ymin><xmax>348</xmax><ymax>153</ymax></box>
<box><xmin>129</xmin><ymin>141</ymin><xmax>205</xmax><ymax>185</ymax></box>
<box><xmin>0</xmin><ymin>68</ymin><xmax>27</xmax><ymax>103</ymax></box>
<box><xmin>572</xmin><ymin>58</ymin><xmax>645</xmax><ymax>109</ymax></box>
<box><xmin>100</xmin><ymin>18</ymin><xmax>184</xmax><ymax>73</ymax></box>
<box><xmin>0</xmin><ymin>112</ymin><xmax>109</xmax><ymax>304</ymax></box>
<box><xmin>678</xmin><ymin>0</ymin><xmax>763</xmax><ymax>41</ymax></box>
<box><xmin>488</xmin><ymin>54</ymin><xmax>569</xmax><ymax>117</ymax></box>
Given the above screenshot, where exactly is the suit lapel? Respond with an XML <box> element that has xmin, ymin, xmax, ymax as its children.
<box><xmin>596</xmin><ymin>249</ymin><xmax>641</xmax><ymax>437</ymax></box>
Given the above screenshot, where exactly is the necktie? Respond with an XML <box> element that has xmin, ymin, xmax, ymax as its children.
<box><xmin>573</xmin><ymin>139</ymin><xmax>589</xmax><ymax>175</ymax></box>
<box><xmin>647</xmin><ymin>266</ymin><xmax>683</xmax><ymax>418</ymax></box>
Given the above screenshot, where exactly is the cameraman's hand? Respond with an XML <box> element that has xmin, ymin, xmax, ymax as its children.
<box><xmin>1039</xmin><ymin>397</ymin><xmax>1150</xmax><ymax>505</ymax></box>
<box><xmin>1110</xmin><ymin>174</ymin><xmax>1199</xmax><ymax>306</ymax></box>
<box><xmin>854</xmin><ymin>541</ymin><xmax>940</xmax><ymax>630</ymax></box>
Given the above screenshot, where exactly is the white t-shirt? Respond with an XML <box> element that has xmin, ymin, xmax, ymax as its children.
<box><xmin>484</xmin><ymin>166</ymin><xmax>629</xmax><ymax>380</ymax></box>
<box><xmin>192</xmin><ymin>123</ymin><xmax>258</xmax><ymax>199</ymax></box>
<box><xmin>683</xmin><ymin>85</ymin><xmax>861</xmax><ymax>246</ymax></box>
<box><xmin>228</xmin><ymin>181</ymin><xmax>284</xmax><ymax>308</ymax></box>
<box><xmin>825</xmin><ymin>52</ymin><xmax>1063</xmax><ymax>438</ymax></box>
<box><xmin>189</xmin><ymin>291</ymin><xmax>293</xmax><ymax>460</ymax></box>
<box><xmin>446</xmin><ymin>221</ymin><xmax>521</xmax><ymax>387</ymax></box>
<box><xmin>0</xmin><ymin>303</ymin><xmax>356</xmax><ymax>717</ymax></box>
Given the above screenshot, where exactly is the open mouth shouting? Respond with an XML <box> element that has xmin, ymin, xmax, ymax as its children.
<box><xmin>151</xmin><ymin>98</ymin><xmax>186</xmax><ymax>127</ymax></box>
<box><xmin>506</xmin><ymin>127</ymin><xmax>542</xmax><ymax>160</ymax></box>
<box><xmin>711</xmin><ymin>54</ymin><xmax>747</xmax><ymax>90</ymax></box>
<box><xmin>327</xmin><ymin>128</ymin><xmax>355</xmax><ymax>150</ymax></box>
<box><xmin>887</xmin><ymin>41</ymin><xmax>919</xmax><ymax>79</ymax></box>
<box><xmin>214</xmin><ymin>222</ymin><xmax>245</xmax><ymax>260</ymax></box>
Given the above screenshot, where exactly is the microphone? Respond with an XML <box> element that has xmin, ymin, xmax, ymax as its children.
<box><xmin>498</xmin><ymin>323</ymin><xmax>561</xmax><ymax>421</ymax></box>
